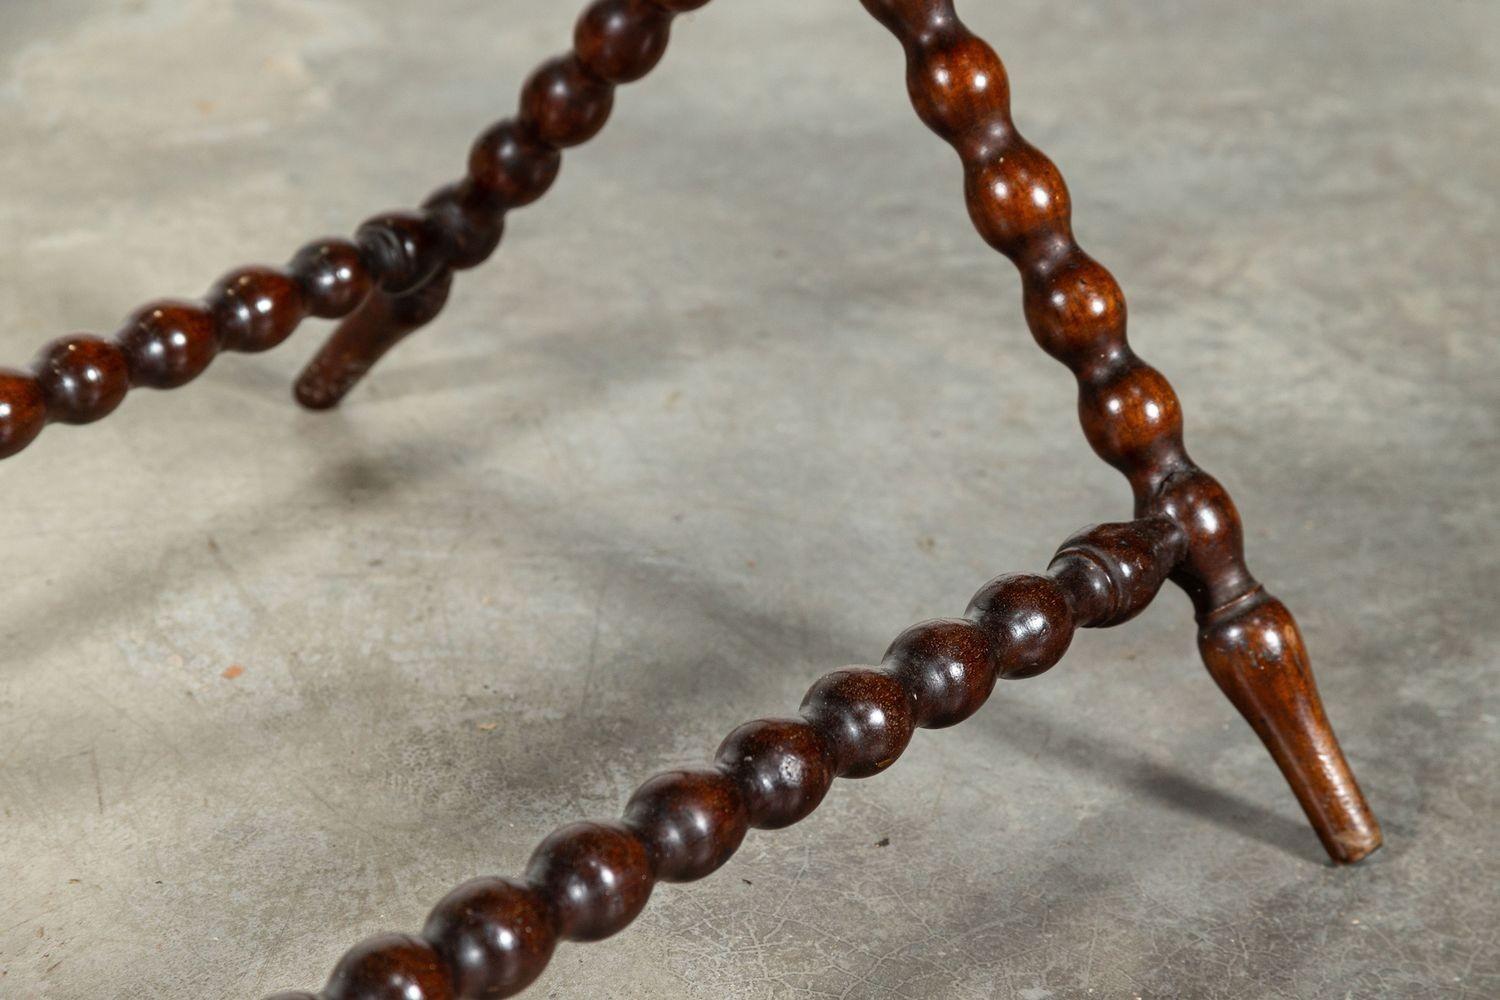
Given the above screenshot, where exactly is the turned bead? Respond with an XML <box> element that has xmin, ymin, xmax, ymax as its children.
<box><xmin>1045</xmin><ymin>550</ymin><xmax>1114</xmax><ymax>628</ymax></box>
<box><xmin>423</xmin><ymin>180</ymin><xmax>505</xmax><ymax>271</ymax></box>
<box><xmin>524</xmin><ymin>821</ymin><xmax>653</xmax><ymax>942</ymax></box>
<box><xmin>30</xmin><ymin>336</ymin><xmax>129</xmax><ymax>425</ymax></box>
<box><xmin>1146</xmin><ymin>469</ymin><xmax>1253</xmax><ymax>613</ymax></box>
<box><xmin>115</xmin><ymin>300</ymin><xmax>218</xmax><ymax>389</ymax></box>
<box><xmin>0</xmin><ymin>369</ymin><xmax>47</xmax><ymax>459</ymax></box>
<box><xmin>906</xmin><ymin>31</ymin><xmax>1010</xmax><ymax>143</ymax></box>
<box><xmin>1021</xmin><ymin>250</ymin><xmax>1127</xmax><ymax>373</ymax></box>
<box><xmin>422</xmin><ymin>877</ymin><xmax>555</xmax><ymax>999</ymax></box>
<box><xmin>964</xmin><ymin>141</ymin><xmax>1071</xmax><ymax>259</ymax></box>
<box><xmin>519</xmin><ymin>55</ymin><xmax>615</xmax><ymax>149</ymax></box>
<box><xmin>1076</xmin><ymin>357</ymin><xmax>1185</xmax><ymax>476</ymax></box>
<box><xmin>1149</xmin><ymin>469</ymin><xmax>1243</xmax><ymax>560</ymax></box>
<box><xmin>623</xmin><ymin>769</ymin><xmax>748</xmax><ymax>881</ymax></box>
<box><xmin>649</xmin><ymin>0</ymin><xmax>712</xmax><ymax>11</ymax></box>
<box><xmin>1048</xmin><ymin>518</ymin><xmax>1186</xmax><ymax>628</ymax></box>
<box><xmin>965</xmin><ymin>573</ymin><xmax>1075</xmax><ymax>680</ymax></box>
<box><xmin>713</xmin><ymin>718</ymin><xmax>835</xmax><ymax>829</ymax></box>
<box><xmin>289</xmin><ymin>238</ymin><xmax>373</xmax><ymax>319</ymax></box>
<box><xmin>882</xmin><ymin>618</ymin><xmax>996</xmax><ymax>728</ymax></box>
<box><xmin>468</xmin><ymin>120</ymin><xmax>562</xmax><ymax>208</ymax></box>
<box><xmin>357</xmin><ymin>211</ymin><xmax>449</xmax><ymax>295</ymax></box>
<box><xmin>575</xmin><ymin>0</ymin><xmax>673</xmax><ymax>84</ymax></box>
<box><xmin>323</xmin><ymin>933</ymin><xmax>454</xmax><ymax>1000</ymax></box>
<box><xmin>799</xmin><ymin>668</ymin><xmax>914</xmax><ymax>778</ymax></box>
<box><xmin>208</xmin><ymin>266</ymin><xmax>306</xmax><ymax>353</ymax></box>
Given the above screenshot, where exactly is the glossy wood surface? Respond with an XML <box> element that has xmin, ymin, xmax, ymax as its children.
<box><xmin>859</xmin><ymin>0</ymin><xmax>1380</xmax><ymax>865</ymax></box>
<box><xmin>0</xmin><ymin>0</ymin><xmax>1383</xmax><ymax>995</ymax></box>
<box><xmin>0</xmin><ymin>0</ymin><xmax>711</xmax><ymax>449</ymax></box>
<box><xmin>256</xmin><ymin>518</ymin><xmax>1185</xmax><ymax>999</ymax></box>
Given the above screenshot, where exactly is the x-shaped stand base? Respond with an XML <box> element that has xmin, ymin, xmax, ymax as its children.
<box><xmin>0</xmin><ymin>2</ymin><xmax>1379</xmax><ymax>996</ymax></box>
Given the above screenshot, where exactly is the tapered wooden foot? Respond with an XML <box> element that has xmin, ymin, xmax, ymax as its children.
<box><xmin>1198</xmin><ymin>589</ymin><xmax>1382</xmax><ymax>863</ymax></box>
<box><xmin>294</xmin><ymin>268</ymin><xmax>454</xmax><ymax>410</ymax></box>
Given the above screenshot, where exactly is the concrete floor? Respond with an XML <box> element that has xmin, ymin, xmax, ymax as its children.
<box><xmin>2</xmin><ymin>1</ymin><xmax>1496</xmax><ymax>997</ymax></box>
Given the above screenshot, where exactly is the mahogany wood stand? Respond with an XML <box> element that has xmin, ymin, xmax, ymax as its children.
<box><xmin>1</xmin><ymin>2</ymin><xmax>1381</xmax><ymax>996</ymax></box>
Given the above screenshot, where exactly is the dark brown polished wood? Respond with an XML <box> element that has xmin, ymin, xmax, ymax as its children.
<box><xmin>857</xmin><ymin>0</ymin><xmax>1379</xmax><ymax>867</ymax></box>
<box><xmin>0</xmin><ymin>0</ymin><xmax>1383</xmax><ymax>995</ymax></box>
<box><xmin>288</xmin><ymin>517</ymin><xmax>1184</xmax><ymax>1000</ymax></box>
<box><xmin>0</xmin><ymin>0</ymin><xmax>705</xmax><ymax>443</ymax></box>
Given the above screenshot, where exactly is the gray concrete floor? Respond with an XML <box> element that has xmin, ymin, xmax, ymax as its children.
<box><xmin>2</xmin><ymin>1</ymin><xmax>1496</xmax><ymax>997</ymax></box>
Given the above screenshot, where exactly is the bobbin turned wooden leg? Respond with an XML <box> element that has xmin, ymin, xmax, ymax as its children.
<box><xmin>859</xmin><ymin>0</ymin><xmax>1381</xmax><ymax>863</ymax></box>
<box><xmin>0</xmin><ymin>1</ymin><xmax>703</xmax><ymax>447</ymax></box>
<box><xmin>259</xmin><ymin>518</ymin><xmax>1187</xmax><ymax>1000</ymax></box>
<box><xmin>293</xmin><ymin>0</ymin><xmax>709</xmax><ymax>411</ymax></box>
